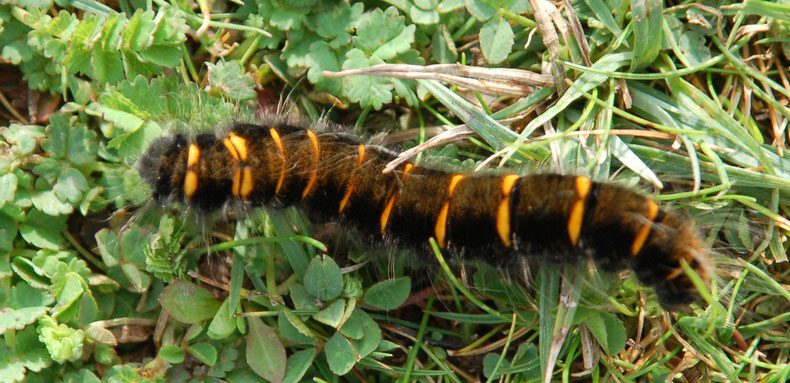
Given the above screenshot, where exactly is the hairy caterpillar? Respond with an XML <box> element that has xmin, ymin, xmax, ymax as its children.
<box><xmin>138</xmin><ymin>121</ymin><xmax>712</xmax><ymax>308</ymax></box>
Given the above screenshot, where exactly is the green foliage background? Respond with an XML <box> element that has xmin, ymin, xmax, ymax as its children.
<box><xmin>1</xmin><ymin>0</ymin><xmax>790</xmax><ymax>382</ymax></box>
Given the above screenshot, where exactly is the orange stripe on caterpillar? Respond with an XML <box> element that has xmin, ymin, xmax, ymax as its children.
<box><xmin>567</xmin><ymin>176</ymin><xmax>591</xmax><ymax>246</ymax></box>
<box><xmin>302</xmin><ymin>130</ymin><xmax>320</xmax><ymax>199</ymax></box>
<box><xmin>269</xmin><ymin>128</ymin><xmax>286</xmax><ymax>195</ymax></box>
<box><xmin>379</xmin><ymin>163</ymin><xmax>414</xmax><ymax>234</ymax></box>
<box><xmin>496</xmin><ymin>175</ymin><xmax>520</xmax><ymax>247</ymax></box>
<box><xmin>435</xmin><ymin>174</ymin><xmax>465</xmax><ymax>248</ymax></box>
<box><xmin>338</xmin><ymin>144</ymin><xmax>366</xmax><ymax>213</ymax></box>
<box><xmin>631</xmin><ymin>200</ymin><xmax>659</xmax><ymax>256</ymax></box>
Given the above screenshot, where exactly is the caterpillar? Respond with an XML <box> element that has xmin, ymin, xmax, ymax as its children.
<box><xmin>138</xmin><ymin>121</ymin><xmax>713</xmax><ymax>308</ymax></box>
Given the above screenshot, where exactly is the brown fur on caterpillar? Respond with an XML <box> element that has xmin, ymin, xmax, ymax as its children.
<box><xmin>138</xmin><ymin>121</ymin><xmax>712</xmax><ymax>308</ymax></box>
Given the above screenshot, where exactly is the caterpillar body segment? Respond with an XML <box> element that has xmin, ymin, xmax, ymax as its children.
<box><xmin>139</xmin><ymin>122</ymin><xmax>712</xmax><ymax>308</ymax></box>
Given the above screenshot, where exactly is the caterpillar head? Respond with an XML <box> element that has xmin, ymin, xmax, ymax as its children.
<box><xmin>642</xmin><ymin>214</ymin><xmax>713</xmax><ymax>309</ymax></box>
<box><xmin>138</xmin><ymin>134</ymin><xmax>188</xmax><ymax>205</ymax></box>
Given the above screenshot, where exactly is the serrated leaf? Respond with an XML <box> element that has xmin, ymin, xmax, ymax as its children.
<box><xmin>314</xmin><ymin>2</ymin><xmax>362</xmax><ymax>45</ymax></box>
<box><xmin>246</xmin><ymin>316</ymin><xmax>286</xmax><ymax>383</ymax></box>
<box><xmin>206</xmin><ymin>61</ymin><xmax>256</xmax><ymax>101</ymax></box>
<box><xmin>303</xmin><ymin>255</ymin><xmax>343</xmax><ymax>301</ymax></box>
<box><xmin>187</xmin><ymin>342</ymin><xmax>217</xmax><ymax>366</ymax></box>
<box><xmin>2</xmin><ymin>124</ymin><xmax>45</xmax><ymax>156</ymax></box>
<box><xmin>20</xmin><ymin>221</ymin><xmax>64</xmax><ymax>250</ymax></box>
<box><xmin>122</xmin><ymin>10</ymin><xmax>156</xmax><ymax>51</ymax></box>
<box><xmin>11</xmin><ymin>257</ymin><xmax>50</xmax><ymax>290</ymax></box>
<box><xmin>342</xmin><ymin>49</ymin><xmax>392</xmax><ymax>110</ymax></box>
<box><xmin>479</xmin><ymin>17</ymin><xmax>514</xmax><ymax>64</ymax></box>
<box><xmin>159</xmin><ymin>281</ymin><xmax>221</xmax><ymax>324</ymax></box>
<box><xmin>306</xmin><ymin>41</ymin><xmax>342</xmax><ymax>94</ymax></box>
<box><xmin>65</xmin><ymin>123</ymin><xmax>98</xmax><ymax>165</ymax></box>
<box><xmin>41</xmin><ymin>113</ymin><xmax>69</xmax><ymax>158</ymax></box>
<box><xmin>0</xmin><ymin>307</ymin><xmax>49</xmax><ymax>335</ymax></box>
<box><xmin>91</xmin><ymin>47</ymin><xmax>124</xmax><ymax>85</ymax></box>
<box><xmin>354</xmin><ymin>7</ymin><xmax>414</xmax><ymax>60</ymax></box>
<box><xmin>50</xmin><ymin>266</ymin><xmax>87</xmax><ymax>317</ymax></box>
<box><xmin>53</xmin><ymin>168</ymin><xmax>88</xmax><ymax>204</ymax></box>
<box><xmin>364</xmin><ymin>277</ymin><xmax>411</xmax><ymax>310</ymax></box>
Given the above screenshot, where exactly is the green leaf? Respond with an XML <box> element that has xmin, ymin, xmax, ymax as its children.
<box><xmin>246</xmin><ymin>316</ymin><xmax>286</xmax><ymax>383</ymax></box>
<box><xmin>159</xmin><ymin>281</ymin><xmax>222</xmax><ymax>324</ymax></box>
<box><xmin>50</xmin><ymin>259</ymin><xmax>90</xmax><ymax>318</ymax></box>
<box><xmin>354</xmin><ymin>7</ymin><xmax>415</xmax><ymax>60</ymax></box>
<box><xmin>99</xmin><ymin>106</ymin><xmax>145</xmax><ymax>132</ymax></box>
<box><xmin>305</xmin><ymin>41</ymin><xmax>342</xmax><ymax>94</ymax></box>
<box><xmin>36</xmin><ymin>315</ymin><xmax>85</xmax><ymax>364</ymax></box>
<box><xmin>65</xmin><ymin>123</ymin><xmax>98</xmax><ymax>165</ymax></box>
<box><xmin>631</xmin><ymin>0</ymin><xmax>662</xmax><ymax>70</ymax></box>
<box><xmin>139</xmin><ymin>45</ymin><xmax>182</xmax><ymax>67</ymax></box>
<box><xmin>91</xmin><ymin>47</ymin><xmax>124</xmax><ymax>85</ymax></box>
<box><xmin>431</xmin><ymin>26</ymin><xmax>457</xmax><ymax>63</ymax></box>
<box><xmin>0</xmin><ymin>214</ymin><xmax>17</xmax><ymax>252</ymax></box>
<box><xmin>282</xmin><ymin>348</ymin><xmax>317</xmax><ymax>383</ymax></box>
<box><xmin>158</xmin><ymin>345</ymin><xmax>184</xmax><ymax>364</ymax></box>
<box><xmin>342</xmin><ymin>309</ymin><xmax>380</xmax><ymax>354</ymax></box>
<box><xmin>278</xmin><ymin>310</ymin><xmax>316</xmax><ymax>343</ymax></box>
<box><xmin>410</xmin><ymin>6</ymin><xmax>439</xmax><ymax>24</ymax></box>
<box><xmin>303</xmin><ymin>255</ymin><xmax>343</xmax><ymax>301</ymax></box>
<box><xmin>94</xmin><ymin>229</ymin><xmax>119</xmax><ymax>267</ymax></box>
<box><xmin>324</xmin><ymin>331</ymin><xmax>356</xmax><ymax>375</ymax></box>
<box><xmin>84</xmin><ymin>323</ymin><xmax>117</xmax><ymax>345</ymax></box>
<box><xmin>2</xmin><ymin>124</ymin><xmax>45</xmax><ymax>156</ymax></box>
<box><xmin>207</xmin><ymin>61</ymin><xmax>256</xmax><ymax>101</ymax></box>
<box><xmin>342</xmin><ymin>49</ymin><xmax>392</xmax><ymax>110</ymax></box>
<box><xmin>363</xmin><ymin>277</ymin><xmax>411</xmax><ymax>310</ymax></box>
<box><xmin>11</xmin><ymin>256</ymin><xmax>50</xmax><ymax>290</ymax></box>
<box><xmin>483</xmin><ymin>352</ymin><xmax>511</xmax><ymax>379</ymax></box>
<box><xmin>41</xmin><ymin>113</ymin><xmax>69</xmax><ymax>158</ymax></box>
<box><xmin>19</xmin><ymin>221</ymin><xmax>64</xmax><ymax>250</ymax></box>
<box><xmin>314</xmin><ymin>2</ymin><xmax>362</xmax><ymax>46</ymax></box>
<box><xmin>479</xmin><ymin>16</ymin><xmax>514</xmax><ymax>64</ymax></box>
<box><xmin>53</xmin><ymin>168</ymin><xmax>88</xmax><ymax>204</ymax></box>
<box><xmin>270</xmin><ymin>7</ymin><xmax>308</xmax><ymax>31</ymax></box>
<box><xmin>678</xmin><ymin>30</ymin><xmax>712</xmax><ymax>66</ymax></box>
<box><xmin>120</xmin><ymin>263</ymin><xmax>150</xmax><ymax>293</ymax></box>
<box><xmin>0</xmin><ymin>168</ymin><xmax>16</xmax><ymax>203</ymax></box>
<box><xmin>187</xmin><ymin>342</ymin><xmax>217</xmax><ymax>367</ymax></box>
<box><xmin>313</xmin><ymin>299</ymin><xmax>345</xmax><ymax>328</ymax></box>
<box><xmin>465</xmin><ymin>0</ymin><xmax>496</xmax><ymax>21</ymax></box>
<box><xmin>576</xmin><ymin>308</ymin><xmax>626</xmax><ymax>355</ymax></box>
<box><xmin>207</xmin><ymin>298</ymin><xmax>236</xmax><ymax>340</ymax></box>
<box><xmin>0</xmin><ymin>307</ymin><xmax>49</xmax><ymax>335</ymax></box>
